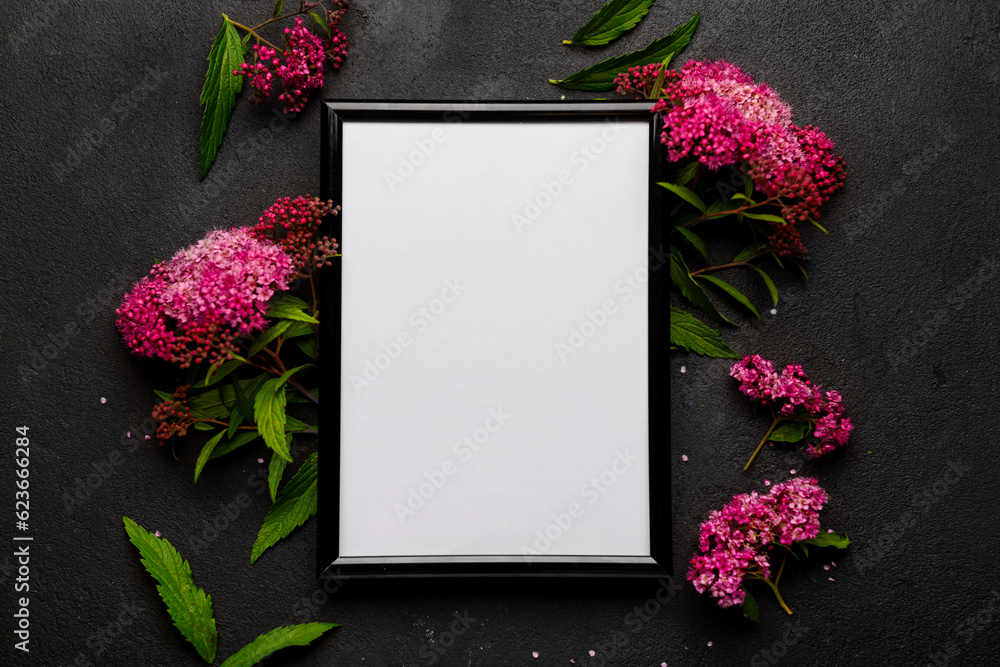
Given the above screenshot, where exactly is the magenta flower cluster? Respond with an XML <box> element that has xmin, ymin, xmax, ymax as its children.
<box><xmin>115</xmin><ymin>228</ymin><xmax>295</xmax><ymax>368</ymax></box>
<box><xmin>688</xmin><ymin>477</ymin><xmax>828</xmax><ymax>608</ymax></box>
<box><xmin>730</xmin><ymin>355</ymin><xmax>853</xmax><ymax>457</ymax></box>
<box><xmin>234</xmin><ymin>5</ymin><xmax>349</xmax><ymax>114</ymax></box>
<box><xmin>649</xmin><ymin>60</ymin><xmax>845</xmax><ymax>257</ymax></box>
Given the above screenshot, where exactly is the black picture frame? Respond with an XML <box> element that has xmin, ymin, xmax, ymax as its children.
<box><xmin>318</xmin><ymin>101</ymin><xmax>670</xmax><ymax>578</ymax></box>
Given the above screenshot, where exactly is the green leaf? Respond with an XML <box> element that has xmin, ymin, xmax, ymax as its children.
<box><xmin>309</xmin><ymin>10</ymin><xmax>330</xmax><ymax>36</ymax></box>
<box><xmin>254</xmin><ymin>378</ymin><xmax>290</xmax><ymax>462</ymax></box>
<box><xmin>769</xmin><ymin>421</ymin><xmax>811</xmax><ymax>443</ymax></box>
<box><xmin>696</xmin><ymin>274</ymin><xmax>761</xmax><ymax>319</ymax></box>
<box><xmin>286</xmin><ymin>387</ymin><xmax>319</xmax><ymax>404</ymax></box>
<box><xmin>276</xmin><ymin>363</ymin><xmax>315</xmax><ymax>389</ymax></box>
<box><xmin>209</xmin><ymin>431</ymin><xmax>259</xmax><ymax>460</ymax></box>
<box><xmin>193</xmin><ymin>421</ymin><xmax>215</xmax><ymax>432</ymax></box>
<box><xmin>283</xmin><ymin>320</ymin><xmax>315</xmax><ymax>340</ymax></box>
<box><xmin>704</xmin><ymin>199</ymin><xmax>732</xmax><ymax>217</ymax></box>
<box><xmin>268</xmin><ymin>439</ymin><xmax>291</xmax><ymax>502</ymax></box>
<box><xmin>198</xmin><ymin>16</ymin><xmax>245</xmax><ymax>180</ymax></box>
<box><xmin>272</xmin><ymin>0</ymin><xmax>283</xmax><ymax>18</ymax></box>
<box><xmin>801</xmin><ymin>531</ymin><xmax>851</xmax><ymax>550</ymax></box>
<box><xmin>749</xmin><ymin>265</ymin><xmax>779</xmax><ymax>307</ymax></box>
<box><xmin>549</xmin><ymin>13</ymin><xmax>699</xmax><ymax>91</ymax></box>
<box><xmin>227</xmin><ymin>403</ymin><xmax>245</xmax><ymax>439</ymax></box>
<box><xmin>670</xmin><ymin>251</ymin><xmax>732</xmax><ymax>324</ymax></box>
<box><xmin>741</xmin><ymin>590</ymin><xmax>760</xmax><ymax>623</ymax></box>
<box><xmin>791</xmin><ymin>259</ymin><xmax>809</xmax><ymax>280</ymax></box>
<box><xmin>220</xmin><ymin>622</ymin><xmax>338</xmax><ymax>667</ymax></box>
<box><xmin>732</xmin><ymin>242</ymin><xmax>758</xmax><ymax>263</ymax></box>
<box><xmin>808</xmin><ymin>217</ymin><xmax>829</xmax><ymax>234</ymax></box>
<box><xmin>675</xmin><ymin>227</ymin><xmax>708</xmax><ymax>263</ymax></box>
<box><xmin>669</xmin><ymin>307</ymin><xmax>739</xmax><ymax>358</ymax></box>
<box><xmin>742</xmin><ymin>212</ymin><xmax>786</xmax><ymax>224</ymax></box>
<box><xmin>231</xmin><ymin>376</ymin><xmax>255</xmax><ymax>424</ymax></box>
<box><xmin>564</xmin><ymin>0</ymin><xmax>656</xmax><ymax>46</ymax></box>
<box><xmin>800</xmin><ymin>542</ymin><xmax>809</xmax><ymax>558</ymax></box>
<box><xmin>201</xmin><ymin>359</ymin><xmax>243</xmax><ymax>388</ymax></box>
<box><xmin>296</xmin><ymin>338</ymin><xmax>318</xmax><ymax>360</ymax></box>
<box><xmin>647</xmin><ymin>52</ymin><xmax>674</xmax><ymax>99</ymax></box>
<box><xmin>122</xmin><ymin>517</ymin><xmax>217</xmax><ymax>663</ymax></box>
<box><xmin>248</xmin><ymin>320</ymin><xmax>291</xmax><ymax>358</ymax></box>
<box><xmin>194</xmin><ymin>431</ymin><xmax>227</xmax><ymax>483</ymax></box>
<box><xmin>266</xmin><ymin>300</ymin><xmax>319</xmax><ymax>324</ymax></box>
<box><xmin>658</xmin><ymin>181</ymin><xmax>706</xmax><ymax>212</ymax></box>
<box><xmin>190</xmin><ymin>389</ymin><xmax>231</xmax><ymax>420</ymax></box>
<box><xmin>251</xmin><ymin>453</ymin><xmax>319</xmax><ymax>564</ymax></box>
<box><xmin>670</xmin><ymin>160</ymin><xmax>700</xmax><ymax>186</ymax></box>
<box><xmin>285</xmin><ymin>415</ymin><xmax>317</xmax><ymax>432</ymax></box>
<box><xmin>154</xmin><ymin>390</ymin><xmax>175</xmax><ymax>402</ymax></box>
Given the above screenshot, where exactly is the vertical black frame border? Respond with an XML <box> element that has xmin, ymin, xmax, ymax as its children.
<box><xmin>319</xmin><ymin>101</ymin><xmax>670</xmax><ymax>578</ymax></box>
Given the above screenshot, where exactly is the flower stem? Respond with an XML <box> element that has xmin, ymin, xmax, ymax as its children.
<box><xmin>228</xmin><ymin>20</ymin><xmax>281</xmax><ymax>51</ymax></box>
<box><xmin>763</xmin><ymin>550</ymin><xmax>793</xmax><ymax>615</ymax></box>
<box><xmin>287</xmin><ymin>378</ymin><xmax>319</xmax><ymax>405</ymax></box>
<box><xmin>745</xmin><ymin>412</ymin><xmax>783</xmax><ymax>470</ymax></box>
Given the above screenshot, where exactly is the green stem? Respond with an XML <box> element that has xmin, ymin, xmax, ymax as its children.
<box><xmin>745</xmin><ymin>412</ymin><xmax>783</xmax><ymax>471</ymax></box>
<box><xmin>690</xmin><ymin>253</ymin><xmax>768</xmax><ymax>276</ymax></box>
<box><xmin>679</xmin><ymin>196</ymin><xmax>782</xmax><ymax>229</ymax></box>
<box><xmin>228</xmin><ymin>20</ymin><xmax>281</xmax><ymax>51</ymax></box>
<box><xmin>763</xmin><ymin>550</ymin><xmax>793</xmax><ymax>615</ymax></box>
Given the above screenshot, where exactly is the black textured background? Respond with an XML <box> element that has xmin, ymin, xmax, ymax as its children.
<box><xmin>2</xmin><ymin>0</ymin><xmax>1000</xmax><ymax>665</ymax></box>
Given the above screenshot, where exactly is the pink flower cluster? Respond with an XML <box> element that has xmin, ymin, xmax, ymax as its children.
<box><xmin>234</xmin><ymin>4</ymin><xmax>349</xmax><ymax>114</ymax></box>
<box><xmin>688</xmin><ymin>477</ymin><xmax>828</xmax><ymax>607</ymax></box>
<box><xmin>648</xmin><ymin>60</ymin><xmax>845</xmax><ymax>257</ymax></box>
<box><xmin>116</xmin><ymin>228</ymin><xmax>295</xmax><ymax>368</ymax></box>
<box><xmin>613</xmin><ymin>63</ymin><xmax>664</xmax><ymax>99</ymax></box>
<box><xmin>250</xmin><ymin>195</ymin><xmax>340</xmax><ymax>273</ymax></box>
<box><xmin>730</xmin><ymin>355</ymin><xmax>853</xmax><ymax>457</ymax></box>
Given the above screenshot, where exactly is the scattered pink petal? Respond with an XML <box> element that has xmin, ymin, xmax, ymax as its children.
<box><xmin>681</xmin><ymin>455</ymin><xmax>689</xmax><ymax>462</ymax></box>
<box><xmin>764</xmin><ymin>479</ymin><xmax>771</xmax><ymax>486</ymax></box>
<box><xmin>823</xmin><ymin>564</ymin><xmax>830</xmax><ymax>571</ymax></box>
<box><xmin>707</xmin><ymin>641</ymin><xmax>713</xmax><ymax>647</ymax></box>
<box><xmin>827</xmin><ymin>528</ymin><xmax>834</xmax><ymax>533</ymax></box>
<box><xmin>828</xmin><ymin>577</ymin><xmax>835</xmax><ymax>581</ymax></box>
<box><xmin>680</xmin><ymin>365</ymin><xmax>687</xmax><ymax>374</ymax></box>
<box><xmin>770</xmin><ymin>308</ymin><xmax>777</xmax><ymax>315</ymax></box>
<box><xmin>532</xmin><ymin>651</ymin><xmax>539</xmax><ymax>659</ymax></box>
<box><xmin>589</xmin><ymin>650</ymin><xmax>596</xmax><ymax>657</ymax></box>
<box><xmin>571</xmin><ymin>660</ymin><xmax>575</xmax><ymax>664</ymax></box>
<box><xmin>662</xmin><ymin>663</ymin><xmax>668</xmax><ymax>667</ymax></box>
<box><xmin>127</xmin><ymin>431</ymin><xmax>131</xmax><ymax>438</ymax></box>
<box><xmin>100</xmin><ymin>397</ymin><xmax>107</xmax><ymax>404</ymax></box>
<box><xmin>258</xmin><ymin>457</ymin><xmax>265</xmax><ymax>464</ymax></box>
<box><xmin>144</xmin><ymin>435</ymin><xmax>151</xmax><ymax>440</ymax></box>
<box><xmin>831</xmin><ymin>560</ymin><xmax>837</xmax><ymax>567</ymax></box>
<box><xmin>790</xmin><ymin>469</ymin><xmax>797</xmax><ymax>475</ymax></box>
<box><xmin>154</xmin><ymin>531</ymin><xmax>161</xmax><ymax>537</ymax></box>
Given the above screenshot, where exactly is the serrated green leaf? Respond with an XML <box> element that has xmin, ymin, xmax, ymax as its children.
<box><xmin>669</xmin><ymin>307</ymin><xmax>739</xmax><ymax>358</ymax></box>
<box><xmin>309</xmin><ymin>10</ymin><xmax>330</xmax><ymax>36</ymax></box>
<box><xmin>670</xmin><ymin>160</ymin><xmax>701</xmax><ymax>186</ymax></box>
<box><xmin>801</xmin><ymin>531</ymin><xmax>851</xmax><ymax>550</ymax></box>
<box><xmin>201</xmin><ymin>359</ymin><xmax>243</xmax><ymax>388</ymax></box>
<box><xmin>770</xmin><ymin>421</ymin><xmax>810</xmax><ymax>443</ymax></box>
<box><xmin>286</xmin><ymin>387</ymin><xmax>319</xmax><ymax>404</ymax></box>
<box><xmin>220</xmin><ymin>622</ymin><xmax>338</xmax><ymax>667</ymax></box>
<box><xmin>282</xmin><ymin>320</ymin><xmax>315</xmax><ymax>340</ymax></box>
<box><xmin>272</xmin><ymin>0</ymin><xmax>283</xmax><ymax>18</ymax></box>
<box><xmin>198</xmin><ymin>16</ymin><xmax>245</xmax><ymax>180</ymax></box>
<box><xmin>730</xmin><ymin>193</ymin><xmax>755</xmax><ymax>205</ymax></box>
<box><xmin>285</xmin><ymin>415</ymin><xmax>317</xmax><ymax>431</ymax></box>
<box><xmin>209</xmin><ymin>431</ymin><xmax>259</xmax><ymax>460</ymax></box>
<box><xmin>549</xmin><ymin>13</ymin><xmax>699</xmax><ymax>91</ymax></box>
<box><xmin>251</xmin><ymin>453</ymin><xmax>319</xmax><ymax>564</ymax></box>
<box><xmin>266</xmin><ymin>301</ymin><xmax>319</xmax><ymax>324</ymax></box>
<box><xmin>705</xmin><ymin>199</ymin><xmax>732</xmax><ymax>217</ymax></box>
<box><xmin>733</xmin><ymin>242</ymin><xmax>758</xmax><ymax>263</ymax></box>
<box><xmin>749</xmin><ymin>265</ymin><xmax>779</xmax><ymax>307</ymax></box>
<box><xmin>742</xmin><ymin>590</ymin><xmax>760</xmax><ymax>623</ymax></box>
<box><xmin>670</xmin><ymin>251</ymin><xmax>733</xmax><ymax>324</ymax></box>
<box><xmin>194</xmin><ymin>431</ymin><xmax>227</xmax><ymax>483</ymax></box>
<box><xmin>564</xmin><ymin>0</ymin><xmax>656</xmax><ymax>46</ymax></box>
<box><xmin>647</xmin><ymin>52</ymin><xmax>674</xmax><ymax>99</ymax></box>
<box><xmin>675</xmin><ymin>226</ymin><xmax>708</xmax><ymax>263</ymax></box>
<box><xmin>254</xmin><ymin>378</ymin><xmax>291</xmax><ymax>462</ymax></box>
<box><xmin>248</xmin><ymin>320</ymin><xmax>291</xmax><ymax>358</ymax></box>
<box><xmin>190</xmin><ymin>389</ymin><xmax>231</xmax><ymax>420</ymax></box>
<box><xmin>227</xmin><ymin>403</ymin><xmax>245</xmax><ymax>438</ymax></box>
<box><xmin>696</xmin><ymin>274</ymin><xmax>761</xmax><ymax>319</ymax></box>
<box><xmin>268</xmin><ymin>439</ymin><xmax>291</xmax><ymax>502</ymax></box>
<box><xmin>659</xmin><ymin>181</ymin><xmax>707</xmax><ymax>212</ymax></box>
<box><xmin>742</xmin><ymin>212</ymin><xmax>786</xmax><ymax>224</ymax></box>
<box><xmin>154</xmin><ymin>390</ymin><xmax>175</xmax><ymax>402</ymax></box>
<box><xmin>122</xmin><ymin>517</ymin><xmax>217</xmax><ymax>663</ymax></box>
<box><xmin>220</xmin><ymin>375</ymin><xmax>268</xmax><ymax>411</ymax></box>
<box><xmin>231</xmin><ymin>377</ymin><xmax>255</xmax><ymax>423</ymax></box>
<box><xmin>193</xmin><ymin>421</ymin><xmax>215</xmax><ymax>432</ymax></box>
<box><xmin>296</xmin><ymin>338</ymin><xmax>318</xmax><ymax>359</ymax></box>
